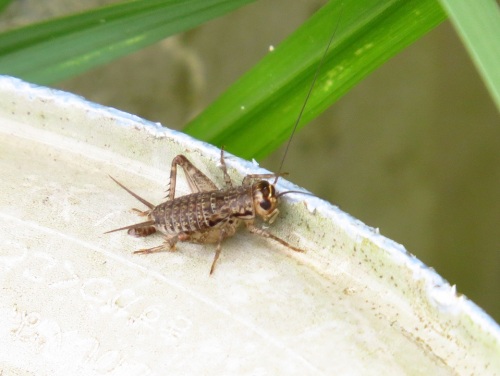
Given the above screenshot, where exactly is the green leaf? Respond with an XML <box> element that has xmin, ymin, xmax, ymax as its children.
<box><xmin>183</xmin><ymin>0</ymin><xmax>447</xmax><ymax>160</ymax></box>
<box><xmin>438</xmin><ymin>0</ymin><xmax>500</xmax><ymax>111</ymax></box>
<box><xmin>0</xmin><ymin>0</ymin><xmax>14</xmax><ymax>13</ymax></box>
<box><xmin>0</xmin><ymin>0</ymin><xmax>255</xmax><ymax>84</ymax></box>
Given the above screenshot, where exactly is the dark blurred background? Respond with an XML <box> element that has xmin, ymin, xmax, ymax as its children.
<box><xmin>2</xmin><ymin>0</ymin><xmax>498</xmax><ymax>322</ymax></box>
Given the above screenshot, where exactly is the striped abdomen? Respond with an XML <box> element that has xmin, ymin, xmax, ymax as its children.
<box><xmin>151</xmin><ymin>185</ymin><xmax>255</xmax><ymax>235</ymax></box>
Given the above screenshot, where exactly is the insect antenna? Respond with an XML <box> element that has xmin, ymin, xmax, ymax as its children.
<box><xmin>274</xmin><ymin>5</ymin><xmax>344</xmax><ymax>186</ymax></box>
<box><xmin>276</xmin><ymin>190</ymin><xmax>315</xmax><ymax>198</ymax></box>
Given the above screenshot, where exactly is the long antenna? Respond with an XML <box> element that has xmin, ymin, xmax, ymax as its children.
<box><xmin>275</xmin><ymin>5</ymin><xmax>344</xmax><ymax>182</ymax></box>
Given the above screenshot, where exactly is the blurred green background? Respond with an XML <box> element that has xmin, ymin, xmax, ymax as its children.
<box><xmin>1</xmin><ymin>0</ymin><xmax>498</xmax><ymax>322</ymax></box>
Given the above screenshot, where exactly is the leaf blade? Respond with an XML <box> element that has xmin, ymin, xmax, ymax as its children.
<box><xmin>0</xmin><ymin>0</ymin><xmax>255</xmax><ymax>84</ymax></box>
<box><xmin>184</xmin><ymin>0</ymin><xmax>447</xmax><ymax>160</ymax></box>
<box><xmin>438</xmin><ymin>0</ymin><xmax>500</xmax><ymax>111</ymax></box>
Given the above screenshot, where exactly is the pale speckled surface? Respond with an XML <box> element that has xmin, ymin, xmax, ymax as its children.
<box><xmin>1</xmin><ymin>76</ymin><xmax>499</xmax><ymax>375</ymax></box>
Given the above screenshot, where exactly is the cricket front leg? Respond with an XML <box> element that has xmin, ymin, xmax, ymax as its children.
<box><xmin>245</xmin><ymin>222</ymin><xmax>306</xmax><ymax>253</ymax></box>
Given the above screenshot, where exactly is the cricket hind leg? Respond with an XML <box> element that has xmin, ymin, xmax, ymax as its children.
<box><xmin>166</xmin><ymin>154</ymin><xmax>218</xmax><ymax>200</ymax></box>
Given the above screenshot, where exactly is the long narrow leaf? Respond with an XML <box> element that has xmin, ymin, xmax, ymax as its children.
<box><xmin>438</xmin><ymin>0</ymin><xmax>500</xmax><ymax>111</ymax></box>
<box><xmin>184</xmin><ymin>0</ymin><xmax>447</xmax><ymax>160</ymax></box>
<box><xmin>0</xmin><ymin>0</ymin><xmax>14</xmax><ymax>13</ymax></box>
<box><xmin>0</xmin><ymin>0</ymin><xmax>255</xmax><ymax>84</ymax></box>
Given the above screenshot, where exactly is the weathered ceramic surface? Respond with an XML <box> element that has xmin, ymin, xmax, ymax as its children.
<box><xmin>1</xmin><ymin>76</ymin><xmax>498</xmax><ymax>375</ymax></box>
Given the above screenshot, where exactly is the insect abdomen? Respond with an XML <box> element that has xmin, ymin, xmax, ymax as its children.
<box><xmin>151</xmin><ymin>186</ymin><xmax>254</xmax><ymax>234</ymax></box>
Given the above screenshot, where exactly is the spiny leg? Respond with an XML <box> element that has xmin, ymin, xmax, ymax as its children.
<box><xmin>133</xmin><ymin>235</ymin><xmax>179</xmax><ymax>254</ymax></box>
<box><xmin>245</xmin><ymin>222</ymin><xmax>305</xmax><ymax>253</ymax></box>
<box><xmin>131</xmin><ymin>208</ymin><xmax>150</xmax><ymax>217</ymax></box>
<box><xmin>210</xmin><ymin>219</ymin><xmax>239</xmax><ymax>275</ymax></box>
<box><xmin>219</xmin><ymin>148</ymin><xmax>233</xmax><ymax>189</ymax></box>
<box><xmin>166</xmin><ymin>155</ymin><xmax>218</xmax><ymax>200</ymax></box>
<box><xmin>209</xmin><ymin>227</ymin><xmax>230</xmax><ymax>275</ymax></box>
<box><xmin>242</xmin><ymin>173</ymin><xmax>279</xmax><ymax>187</ymax></box>
<box><xmin>210</xmin><ymin>243</ymin><xmax>222</xmax><ymax>275</ymax></box>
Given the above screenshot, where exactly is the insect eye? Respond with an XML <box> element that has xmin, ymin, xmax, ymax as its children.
<box><xmin>260</xmin><ymin>200</ymin><xmax>271</xmax><ymax>210</ymax></box>
<box><xmin>260</xmin><ymin>182</ymin><xmax>270</xmax><ymax>196</ymax></box>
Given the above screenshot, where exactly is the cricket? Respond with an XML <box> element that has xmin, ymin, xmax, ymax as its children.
<box><xmin>106</xmin><ymin>12</ymin><xmax>341</xmax><ymax>274</ymax></box>
<box><xmin>105</xmin><ymin>152</ymin><xmax>308</xmax><ymax>275</ymax></box>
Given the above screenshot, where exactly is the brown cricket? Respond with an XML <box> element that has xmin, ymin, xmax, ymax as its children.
<box><xmin>106</xmin><ymin>15</ymin><xmax>341</xmax><ymax>274</ymax></box>
<box><xmin>105</xmin><ymin>150</ymin><xmax>307</xmax><ymax>274</ymax></box>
